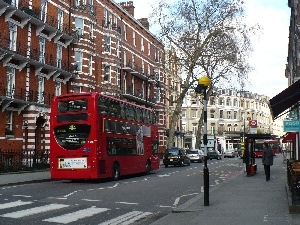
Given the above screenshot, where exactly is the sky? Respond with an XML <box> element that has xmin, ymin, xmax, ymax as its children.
<box><xmin>113</xmin><ymin>0</ymin><xmax>290</xmax><ymax>98</ymax></box>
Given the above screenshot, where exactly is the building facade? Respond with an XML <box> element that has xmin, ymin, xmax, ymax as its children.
<box><xmin>0</xmin><ymin>0</ymin><xmax>167</xmax><ymax>154</ymax></box>
<box><xmin>182</xmin><ymin>88</ymin><xmax>284</xmax><ymax>150</ymax></box>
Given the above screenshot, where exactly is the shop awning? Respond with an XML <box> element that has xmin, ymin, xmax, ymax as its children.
<box><xmin>282</xmin><ymin>132</ymin><xmax>297</xmax><ymax>143</ymax></box>
<box><xmin>269</xmin><ymin>79</ymin><xmax>300</xmax><ymax>119</ymax></box>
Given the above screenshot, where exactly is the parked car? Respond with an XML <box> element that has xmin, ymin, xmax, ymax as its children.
<box><xmin>207</xmin><ymin>149</ymin><xmax>222</xmax><ymax>160</ymax></box>
<box><xmin>224</xmin><ymin>149</ymin><xmax>236</xmax><ymax>158</ymax></box>
<box><xmin>163</xmin><ymin>147</ymin><xmax>191</xmax><ymax>167</ymax></box>
<box><xmin>187</xmin><ymin>149</ymin><xmax>204</xmax><ymax>163</ymax></box>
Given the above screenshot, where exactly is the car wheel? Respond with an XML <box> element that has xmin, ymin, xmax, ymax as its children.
<box><xmin>187</xmin><ymin>161</ymin><xmax>190</xmax><ymax>166</ymax></box>
<box><xmin>112</xmin><ymin>163</ymin><xmax>120</xmax><ymax>181</ymax></box>
<box><xmin>164</xmin><ymin>164</ymin><xmax>169</xmax><ymax>168</ymax></box>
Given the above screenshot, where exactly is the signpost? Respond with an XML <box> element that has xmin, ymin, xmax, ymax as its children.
<box><xmin>249</xmin><ymin>120</ymin><xmax>257</xmax><ymax>134</ymax></box>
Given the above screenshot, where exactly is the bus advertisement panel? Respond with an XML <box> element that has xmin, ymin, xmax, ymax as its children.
<box><xmin>50</xmin><ymin>92</ymin><xmax>160</xmax><ymax>180</ymax></box>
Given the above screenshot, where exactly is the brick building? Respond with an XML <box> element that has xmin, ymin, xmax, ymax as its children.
<box><xmin>0</xmin><ymin>0</ymin><xmax>166</xmax><ymax>154</ymax></box>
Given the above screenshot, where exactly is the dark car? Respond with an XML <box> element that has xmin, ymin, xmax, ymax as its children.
<box><xmin>163</xmin><ymin>147</ymin><xmax>190</xmax><ymax>167</ymax></box>
<box><xmin>207</xmin><ymin>149</ymin><xmax>222</xmax><ymax>160</ymax></box>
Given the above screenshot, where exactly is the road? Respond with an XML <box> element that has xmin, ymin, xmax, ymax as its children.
<box><xmin>0</xmin><ymin>157</ymin><xmax>244</xmax><ymax>224</ymax></box>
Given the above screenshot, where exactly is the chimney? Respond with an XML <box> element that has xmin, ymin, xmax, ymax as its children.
<box><xmin>120</xmin><ymin>1</ymin><xmax>135</xmax><ymax>17</ymax></box>
<box><xmin>138</xmin><ymin>18</ymin><xmax>149</xmax><ymax>30</ymax></box>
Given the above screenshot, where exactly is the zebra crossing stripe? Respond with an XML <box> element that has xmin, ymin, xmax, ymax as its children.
<box><xmin>43</xmin><ymin>207</ymin><xmax>109</xmax><ymax>224</ymax></box>
<box><xmin>0</xmin><ymin>200</ymin><xmax>33</xmax><ymax>209</ymax></box>
<box><xmin>0</xmin><ymin>203</ymin><xmax>69</xmax><ymax>218</ymax></box>
<box><xmin>98</xmin><ymin>211</ymin><xmax>153</xmax><ymax>225</ymax></box>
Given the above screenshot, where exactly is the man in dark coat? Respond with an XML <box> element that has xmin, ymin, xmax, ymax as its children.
<box><xmin>262</xmin><ymin>142</ymin><xmax>273</xmax><ymax>181</ymax></box>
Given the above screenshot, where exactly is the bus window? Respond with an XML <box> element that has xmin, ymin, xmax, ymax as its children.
<box><xmin>120</xmin><ymin>104</ymin><xmax>126</xmax><ymax>119</ymax></box>
<box><xmin>58</xmin><ymin>99</ymin><xmax>88</xmax><ymax>112</ymax></box>
<box><xmin>126</xmin><ymin>105</ymin><xmax>136</xmax><ymax>120</ymax></box>
<box><xmin>110</xmin><ymin>100</ymin><xmax>121</xmax><ymax>117</ymax></box>
<box><xmin>136</xmin><ymin>108</ymin><xmax>143</xmax><ymax>122</ymax></box>
<box><xmin>98</xmin><ymin>97</ymin><xmax>109</xmax><ymax>115</ymax></box>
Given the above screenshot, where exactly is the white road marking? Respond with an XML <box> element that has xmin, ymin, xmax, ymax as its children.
<box><xmin>98</xmin><ymin>211</ymin><xmax>152</xmax><ymax>225</ymax></box>
<box><xmin>0</xmin><ymin>200</ymin><xmax>33</xmax><ymax>209</ymax></box>
<box><xmin>115</xmin><ymin>201</ymin><xmax>138</xmax><ymax>205</ymax></box>
<box><xmin>12</xmin><ymin>195</ymin><xmax>32</xmax><ymax>198</ymax></box>
<box><xmin>1</xmin><ymin>203</ymin><xmax>69</xmax><ymax>218</ymax></box>
<box><xmin>43</xmin><ymin>207</ymin><xmax>109</xmax><ymax>224</ymax></box>
<box><xmin>82</xmin><ymin>199</ymin><xmax>101</xmax><ymax>202</ymax></box>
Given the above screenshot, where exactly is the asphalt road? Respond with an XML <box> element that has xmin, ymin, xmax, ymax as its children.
<box><xmin>0</xmin><ymin>157</ymin><xmax>244</xmax><ymax>225</ymax></box>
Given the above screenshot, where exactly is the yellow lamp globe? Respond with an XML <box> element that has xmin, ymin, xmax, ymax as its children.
<box><xmin>198</xmin><ymin>76</ymin><xmax>211</xmax><ymax>87</ymax></box>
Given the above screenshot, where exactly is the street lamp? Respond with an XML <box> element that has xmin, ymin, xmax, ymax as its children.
<box><xmin>195</xmin><ymin>76</ymin><xmax>211</xmax><ymax>206</ymax></box>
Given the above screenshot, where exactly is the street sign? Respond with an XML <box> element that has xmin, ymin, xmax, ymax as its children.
<box><xmin>284</xmin><ymin>120</ymin><xmax>300</xmax><ymax>132</ymax></box>
<box><xmin>250</xmin><ymin>120</ymin><xmax>257</xmax><ymax>128</ymax></box>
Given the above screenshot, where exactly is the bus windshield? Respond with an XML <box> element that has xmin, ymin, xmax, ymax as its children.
<box><xmin>54</xmin><ymin>124</ymin><xmax>91</xmax><ymax>150</ymax></box>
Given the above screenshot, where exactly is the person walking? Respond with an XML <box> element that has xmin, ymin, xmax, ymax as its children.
<box><xmin>262</xmin><ymin>142</ymin><xmax>273</xmax><ymax>181</ymax></box>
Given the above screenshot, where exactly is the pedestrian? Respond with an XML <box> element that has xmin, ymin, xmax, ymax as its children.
<box><xmin>262</xmin><ymin>142</ymin><xmax>273</xmax><ymax>181</ymax></box>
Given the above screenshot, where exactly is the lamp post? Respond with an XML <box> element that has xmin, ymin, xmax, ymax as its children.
<box><xmin>195</xmin><ymin>76</ymin><xmax>211</xmax><ymax>206</ymax></box>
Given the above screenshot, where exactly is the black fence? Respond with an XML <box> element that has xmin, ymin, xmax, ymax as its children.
<box><xmin>0</xmin><ymin>149</ymin><xmax>50</xmax><ymax>173</ymax></box>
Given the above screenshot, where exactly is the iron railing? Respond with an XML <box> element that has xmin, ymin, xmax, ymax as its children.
<box><xmin>0</xmin><ymin>149</ymin><xmax>49</xmax><ymax>173</ymax></box>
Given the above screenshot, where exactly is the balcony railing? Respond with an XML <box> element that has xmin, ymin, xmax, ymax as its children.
<box><xmin>71</xmin><ymin>1</ymin><xmax>96</xmax><ymax>18</ymax></box>
<box><xmin>0</xmin><ymin>83</ymin><xmax>55</xmax><ymax>106</ymax></box>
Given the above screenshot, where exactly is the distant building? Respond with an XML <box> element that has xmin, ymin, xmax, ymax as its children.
<box><xmin>182</xmin><ymin>88</ymin><xmax>284</xmax><ymax>150</ymax></box>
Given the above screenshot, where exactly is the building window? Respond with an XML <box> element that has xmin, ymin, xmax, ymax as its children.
<box><xmin>7</xmin><ymin>67</ymin><xmax>15</xmax><ymax>98</ymax></box>
<box><xmin>227</xmin><ymin>111</ymin><xmax>231</xmax><ymax>119</ymax></box>
<box><xmin>104</xmin><ymin>35</ymin><xmax>111</xmax><ymax>52</ymax></box>
<box><xmin>55</xmin><ymin>82</ymin><xmax>61</xmax><ymax>96</ymax></box>
<box><xmin>148</xmin><ymin>42</ymin><xmax>151</xmax><ymax>55</ymax></box>
<box><xmin>88</xmin><ymin>55</ymin><xmax>93</xmax><ymax>75</ymax></box>
<box><xmin>89</xmin><ymin>22</ymin><xmax>93</xmax><ymax>40</ymax></box>
<box><xmin>210</xmin><ymin>109</ymin><xmax>215</xmax><ymax>118</ymax></box>
<box><xmin>192</xmin><ymin>110</ymin><xmax>197</xmax><ymax>118</ymax></box>
<box><xmin>156</xmin><ymin>89</ymin><xmax>160</xmax><ymax>103</ymax></box>
<box><xmin>234</xmin><ymin>111</ymin><xmax>237</xmax><ymax>119</ymax></box>
<box><xmin>9</xmin><ymin>23</ymin><xmax>17</xmax><ymax>51</ymax></box>
<box><xmin>41</xmin><ymin>0</ymin><xmax>47</xmax><ymax>22</ymax></box>
<box><xmin>73</xmin><ymin>86</ymin><xmax>81</xmax><ymax>93</ymax></box>
<box><xmin>193</xmin><ymin>125</ymin><xmax>197</xmax><ymax>135</ymax></box>
<box><xmin>219</xmin><ymin>98</ymin><xmax>224</xmax><ymax>105</ymax></box>
<box><xmin>38</xmin><ymin>76</ymin><xmax>44</xmax><ymax>103</ymax></box>
<box><xmin>141</xmin><ymin>37</ymin><xmax>144</xmax><ymax>52</ymax></box>
<box><xmin>58</xmin><ymin>9</ymin><xmax>63</xmax><ymax>31</ymax></box>
<box><xmin>104</xmin><ymin>65</ymin><xmax>110</xmax><ymax>82</ymax></box>
<box><xmin>233</xmin><ymin>98</ymin><xmax>238</xmax><ymax>107</ymax></box>
<box><xmin>124</xmin><ymin>24</ymin><xmax>127</xmax><ymax>40</ymax></box>
<box><xmin>74</xmin><ymin>51</ymin><xmax>82</xmax><ymax>71</ymax></box>
<box><xmin>133</xmin><ymin>31</ymin><xmax>136</xmax><ymax>46</ymax></box>
<box><xmin>5</xmin><ymin>111</ymin><xmax>13</xmax><ymax>135</ymax></box>
<box><xmin>220</xmin><ymin>110</ymin><xmax>224</xmax><ymax>119</ymax></box>
<box><xmin>75</xmin><ymin>18</ymin><xmax>84</xmax><ymax>36</ymax></box>
<box><xmin>56</xmin><ymin>44</ymin><xmax>62</xmax><ymax>68</ymax></box>
<box><xmin>39</xmin><ymin>37</ymin><xmax>46</xmax><ymax>63</ymax></box>
<box><xmin>116</xmin><ymin>39</ymin><xmax>121</xmax><ymax>58</ymax></box>
<box><xmin>132</xmin><ymin>55</ymin><xmax>135</xmax><ymax>68</ymax></box>
<box><xmin>226</xmin><ymin>98</ymin><xmax>231</xmax><ymax>106</ymax></box>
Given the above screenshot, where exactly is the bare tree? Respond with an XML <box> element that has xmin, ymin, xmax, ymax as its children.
<box><xmin>151</xmin><ymin>0</ymin><xmax>259</xmax><ymax>148</ymax></box>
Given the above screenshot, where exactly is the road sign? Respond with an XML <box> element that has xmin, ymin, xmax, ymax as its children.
<box><xmin>284</xmin><ymin>120</ymin><xmax>300</xmax><ymax>132</ymax></box>
<box><xmin>247</xmin><ymin>117</ymin><xmax>251</xmax><ymax>121</ymax></box>
<box><xmin>250</xmin><ymin>120</ymin><xmax>257</xmax><ymax>128</ymax></box>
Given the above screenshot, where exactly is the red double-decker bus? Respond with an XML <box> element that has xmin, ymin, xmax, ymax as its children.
<box><xmin>254</xmin><ymin>139</ymin><xmax>280</xmax><ymax>158</ymax></box>
<box><xmin>50</xmin><ymin>92</ymin><xmax>160</xmax><ymax>180</ymax></box>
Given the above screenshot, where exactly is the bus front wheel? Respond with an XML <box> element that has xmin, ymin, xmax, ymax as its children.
<box><xmin>112</xmin><ymin>163</ymin><xmax>120</xmax><ymax>181</ymax></box>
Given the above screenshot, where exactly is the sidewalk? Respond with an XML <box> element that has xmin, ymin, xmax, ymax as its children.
<box><xmin>1</xmin><ymin>158</ymin><xmax>300</xmax><ymax>224</ymax></box>
<box><xmin>151</xmin><ymin>156</ymin><xmax>300</xmax><ymax>225</ymax></box>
